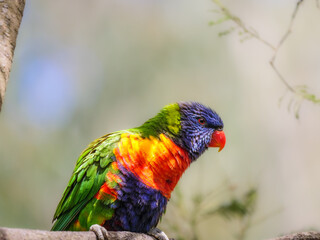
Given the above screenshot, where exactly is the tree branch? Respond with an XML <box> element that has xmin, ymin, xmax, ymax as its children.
<box><xmin>0</xmin><ymin>0</ymin><xmax>25</xmax><ymax>111</ymax></box>
<box><xmin>270</xmin><ymin>231</ymin><xmax>320</xmax><ymax>240</ymax></box>
<box><xmin>0</xmin><ymin>227</ymin><xmax>157</xmax><ymax>240</ymax></box>
<box><xmin>0</xmin><ymin>227</ymin><xmax>319</xmax><ymax>240</ymax></box>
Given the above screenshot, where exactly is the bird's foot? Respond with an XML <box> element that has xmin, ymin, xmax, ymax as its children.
<box><xmin>90</xmin><ymin>224</ymin><xmax>109</xmax><ymax>240</ymax></box>
<box><xmin>148</xmin><ymin>228</ymin><xmax>170</xmax><ymax>240</ymax></box>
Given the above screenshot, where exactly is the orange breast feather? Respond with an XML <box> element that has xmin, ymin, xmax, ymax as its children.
<box><xmin>114</xmin><ymin>133</ymin><xmax>191</xmax><ymax>199</ymax></box>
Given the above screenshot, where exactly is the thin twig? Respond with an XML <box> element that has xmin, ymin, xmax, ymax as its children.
<box><xmin>211</xmin><ymin>0</ymin><xmax>320</xmax><ymax>115</ymax></box>
<box><xmin>236</xmin><ymin>215</ymin><xmax>252</xmax><ymax>240</ymax></box>
<box><xmin>273</xmin><ymin>0</ymin><xmax>304</xmax><ymax>59</ymax></box>
<box><xmin>211</xmin><ymin>0</ymin><xmax>304</xmax><ymax>93</ymax></box>
<box><xmin>269</xmin><ymin>0</ymin><xmax>304</xmax><ymax>93</ymax></box>
<box><xmin>213</xmin><ymin>0</ymin><xmax>304</xmax><ymax>93</ymax></box>
<box><xmin>212</xmin><ymin>0</ymin><xmax>275</xmax><ymax>50</ymax></box>
<box><xmin>269</xmin><ymin>62</ymin><xmax>295</xmax><ymax>92</ymax></box>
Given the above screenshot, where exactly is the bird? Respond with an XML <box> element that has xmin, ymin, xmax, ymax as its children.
<box><xmin>51</xmin><ymin>102</ymin><xmax>226</xmax><ymax>240</ymax></box>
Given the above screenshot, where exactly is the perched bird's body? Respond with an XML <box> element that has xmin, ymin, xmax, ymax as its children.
<box><xmin>52</xmin><ymin>102</ymin><xmax>225</xmax><ymax>235</ymax></box>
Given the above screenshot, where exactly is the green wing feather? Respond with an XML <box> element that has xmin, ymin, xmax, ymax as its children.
<box><xmin>51</xmin><ymin>104</ymin><xmax>182</xmax><ymax>231</ymax></box>
<box><xmin>51</xmin><ymin>132</ymin><xmax>121</xmax><ymax>231</ymax></box>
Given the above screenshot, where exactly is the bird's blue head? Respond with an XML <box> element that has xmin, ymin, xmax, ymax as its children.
<box><xmin>177</xmin><ymin>102</ymin><xmax>225</xmax><ymax>161</ymax></box>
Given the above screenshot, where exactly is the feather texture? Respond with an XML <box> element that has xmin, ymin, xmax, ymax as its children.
<box><xmin>52</xmin><ymin>102</ymin><xmax>225</xmax><ymax>233</ymax></box>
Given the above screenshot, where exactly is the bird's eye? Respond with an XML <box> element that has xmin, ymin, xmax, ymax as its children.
<box><xmin>197</xmin><ymin>117</ymin><xmax>206</xmax><ymax>125</ymax></box>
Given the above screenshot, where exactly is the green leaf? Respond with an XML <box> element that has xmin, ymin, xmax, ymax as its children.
<box><xmin>205</xmin><ymin>189</ymin><xmax>257</xmax><ymax>219</ymax></box>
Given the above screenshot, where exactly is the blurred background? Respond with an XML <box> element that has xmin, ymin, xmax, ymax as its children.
<box><xmin>1</xmin><ymin>0</ymin><xmax>320</xmax><ymax>239</ymax></box>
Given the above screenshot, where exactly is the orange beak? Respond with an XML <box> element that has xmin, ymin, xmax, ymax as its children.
<box><xmin>209</xmin><ymin>130</ymin><xmax>226</xmax><ymax>152</ymax></box>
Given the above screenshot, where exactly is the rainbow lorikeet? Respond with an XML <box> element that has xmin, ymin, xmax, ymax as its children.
<box><xmin>52</xmin><ymin>102</ymin><xmax>226</xmax><ymax>240</ymax></box>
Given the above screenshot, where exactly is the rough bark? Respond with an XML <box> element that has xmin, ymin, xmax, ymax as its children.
<box><xmin>270</xmin><ymin>231</ymin><xmax>320</xmax><ymax>240</ymax></box>
<box><xmin>0</xmin><ymin>227</ymin><xmax>157</xmax><ymax>240</ymax></box>
<box><xmin>0</xmin><ymin>0</ymin><xmax>25</xmax><ymax>111</ymax></box>
<box><xmin>0</xmin><ymin>228</ymin><xmax>319</xmax><ymax>240</ymax></box>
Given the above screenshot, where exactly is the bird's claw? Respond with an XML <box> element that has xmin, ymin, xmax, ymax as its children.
<box><xmin>90</xmin><ymin>224</ymin><xmax>109</xmax><ymax>240</ymax></box>
<box><xmin>148</xmin><ymin>228</ymin><xmax>170</xmax><ymax>240</ymax></box>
